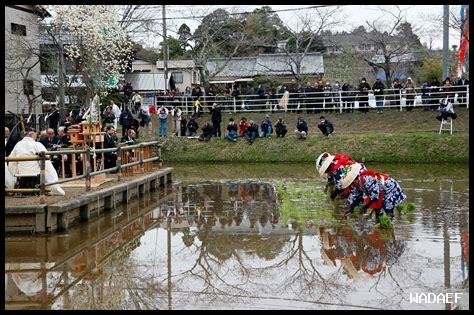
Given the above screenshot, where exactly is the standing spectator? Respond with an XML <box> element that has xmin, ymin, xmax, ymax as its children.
<box><xmin>157</xmin><ymin>105</ymin><xmax>169</xmax><ymax>137</ymax></box>
<box><xmin>420</xmin><ymin>81</ymin><xmax>430</xmax><ymax>108</ymax></box>
<box><xmin>5</xmin><ymin>127</ymin><xmax>10</xmax><ymax>147</ymax></box>
<box><xmin>456</xmin><ymin>76</ymin><xmax>469</xmax><ymax>107</ymax></box>
<box><xmin>268</xmin><ymin>85</ymin><xmax>277</xmax><ymax>111</ymax></box>
<box><xmin>332</xmin><ymin>81</ymin><xmax>342</xmax><ymax>111</ymax></box>
<box><xmin>442</xmin><ymin>77</ymin><xmax>454</xmax><ymax>103</ymax></box>
<box><xmin>314</xmin><ymin>82</ymin><xmax>325</xmax><ymax>113</ymax></box>
<box><xmin>341</xmin><ymin>82</ymin><xmax>354</xmax><ymax>112</ymax></box>
<box><xmin>238</xmin><ymin>117</ymin><xmax>250</xmax><ymax>137</ymax></box>
<box><xmin>225</xmin><ymin>118</ymin><xmax>238</xmax><ymax>142</ymax></box>
<box><xmin>323</xmin><ymin>82</ymin><xmax>333</xmax><ymax>111</ymax></box>
<box><xmin>372</xmin><ymin>78</ymin><xmax>385</xmax><ymax>114</ymax></box>
<box><xmin>194</xmin><ymin>96</ymin><xmax>203</xmax><ymax>117</ymax></box>
<box><xmin>102</xmin><ymin>106</ymin><xmax>116</xmax><ymax>127</ymax></box>
<box><xmin>358</xmin><ymin>78</ymin><xmax>371</xmax><ymax>113</ymax></box>
<box><xmin>131</xmin><ymin>92</ymin><xmax>142</xmax><ymax>114</ymax></box>
<box><xmin>244</xmin><ymin>120</ymin><xmax>259</xmax><ymax>144</ymax></box>
<box><xmin>259</xmin><ymin>115</ymin><xmax>273</xmax><ymax>138</ymax></box>
<box><xmin>317</xmin><ymin>116</ymin><xmax>334</xmax><ymax>137</ymax></box>
<box><xmin>429</xmin><ymin>78</ymin><xmax>442</xmax><ymax>109</ymax></box>
<box><xmin>138</xmin><ymin>108</ymin><xmax>152</xmax><ymax>135</ymax></box>
<box><xmin>392</xmin><ymin>79</ymin><xmax>404</xmax><ymax>107</ymax></box>
<box><xmin>72</xmin><ymin>106</ymin><xmax>86</xmax><ymax>124</ymax></box>
<box><xmin>404</xmin><ymin>77</ymin><xmax>416</xmax><ymax>111</ymax></box>
<box><xmin>183</xmin><ymin>86</ymin><xmax>193</xmax><ymax>112</ymax></box>
<box><xmin>123</xmin><ymin>82</ymin><xmax>134</xmax><ymax>103</ymax></box>
<box><xmin>119</xmin><ymin>107</ymin><xmax>134</xmax><ymax>137</ymax></box>
<box><xmin>275</xmin><ymin>117</ymin><xmax>288</xmax><ymax>138</ymax></box>
<box><xmin>210</xmin><ymin>103</ymin><xmax>222</xmax><ymax>137</ymax></box>
<box><xmin>110</xmin><ymin>100</ymin><xmax>121</xmax><ymax>130</ymax></box>
<box><xmin>186</xmin><ymin>115</ymin><xmax>199</xmax><ymax>137</ymax></box>
<box><xmin>180</xmin><ymin>116</ymin><xmax>187</xmax><ymax>137</ymax></box>
<box><xmin>198</xmin><ymin>121</ymin><xmax>213</xmax><ymax>142</ymax></box>
<box><xmin>103</xmin><ymin>126</ymin><xmax>118</xmax><ymax>170</ymax></box>
<box><xmin>171</xmin><ymin>105</ymin><xmax>183</xmax><ymax>137</ymax></box>
<box><xmin>295</xmin><ymin>116</ymin><xmax>308</xmax><ymax>139</ymax></box>
<box><xmin>45</xmin><ymin>104</ymin><xmax>60</xmax><ymax>134</ymax></box>
<box><xmin>257</xmin><ymin>84</ymin><xmax>267</xmax><ymax>110</ymax></box>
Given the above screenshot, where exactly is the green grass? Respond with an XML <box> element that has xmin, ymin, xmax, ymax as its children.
<box><xmin>133</xmin><ymin>108</ymin><xmax>469</xmax><ymax>164</ymax></box>
<box><xmin>155</xmin><ymin>132</ymin><xmax>468</xmax><ymax>163</ymax></box>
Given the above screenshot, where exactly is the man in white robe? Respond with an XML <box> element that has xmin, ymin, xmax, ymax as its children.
<box><xmin>7</xmin><ymin>131</ymin><xmax>65</xmax><ymax>195</ymax></box>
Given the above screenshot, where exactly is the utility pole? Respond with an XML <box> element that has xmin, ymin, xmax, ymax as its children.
<box><xmin>442</xmin><ymin>4</ymin><xmax>449</xmax><ymax>80</ymax></box>
<box><xmin>162</xmin><ymin>5</ymin><xmax>168</xmax><ymax>92</ymax></box>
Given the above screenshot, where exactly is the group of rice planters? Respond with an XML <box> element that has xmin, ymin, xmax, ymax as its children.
<box><xmin>277</xmin><ymin>152</ymin><xmax>416</xmax><ymax>229</ymax></box>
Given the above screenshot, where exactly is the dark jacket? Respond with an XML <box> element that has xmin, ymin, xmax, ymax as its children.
<box><xmin>296</xmin><ymin>120</ymin><xmax>308</xmax><ymax>133</ymax></box>
<box><xmin>46</xmin><ymin>109</ymin><xmax>60</xmax><ymax>130</ymax></box>
<box><xmin>201</xmin><ymin>123</ymin><xmax>213</xmax><ymax>138</ymax></box>
<box><xmin>210</xmin><ymin>107</ymin><xmax>222</xmax><ymax>124</ymax></box>
<box><xmin>358</xmin><ymin>82</ymin><xmax>371</xmax><ymax>96</ymax></box>
<box><xmin>104</xmin><ymin>133</ymin><xmax>118</xmax><ymax>149</ymax></box>
<box><xmin>119</xmin><ymin>110</ymin><xmax>133</xmax><ymax>127</ymax></box>
<box><xmin>372</xmin><ymin>81</ymin><xmax>385</xmax><ymax>96</ymax></box>
<box><xmin>121</xmin><ymin>135</ymin><xmax>135</xmax><ymax>144</ymax></box>
<box><xmin>227</xmin><ymin>122</ymin><xmax>238</xmax><ymax>132</ymax></box>
<box><xmin>275</xmin><ymin>120</ymin><xmax>287</xmax><ymax>133</ymax></box>
<box><xmin>40</xmin><ymin>135</ymin><xmax>60</xmax><ymax>150</ymax></box>
<box><xmin>187</xmin><ymin>118</ymin><xmax>199</xmax><ymax>133</ymax></box>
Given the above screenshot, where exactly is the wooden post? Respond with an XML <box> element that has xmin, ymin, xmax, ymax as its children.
<box><xmin>139</xmin><ymin>143</ymin><xmax>144</xmax><ymax>173</ymax></box>
<box><xmin>116</xmin><ymin>146</ymin><xmax>122</xmax><ymax>181</ymax></box>
<box><xmin>61</xmin><ymin>151</ymin><xmax>65</xmax><ymax>179</ymax></box>
<box><xmin>71</xmin><ymin>152</ymin><xmax>77</xmax><ymax>178</ymax></box>
<box><xmin>39</xmin><ymin>151</ymin><xmax>46</xmax><ymax>203</ymax></box>
<box><xmin>85</xmin><ymin>147</ymin><xmax>91</xmax><ymax>191</ymax></box>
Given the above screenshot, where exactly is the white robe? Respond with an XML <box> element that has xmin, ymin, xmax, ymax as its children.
<box><xmin>7</xmin><ymin>137</ymin><xmax>65</xmax><ymax>196</ymax></box>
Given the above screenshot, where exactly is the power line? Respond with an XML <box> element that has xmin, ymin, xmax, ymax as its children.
<box><xmin>118</xmin><ymin>5</ymin><xmax>341</xmax><ymax>23</ymax></box>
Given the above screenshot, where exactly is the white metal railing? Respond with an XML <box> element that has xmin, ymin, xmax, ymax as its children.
<box><xmin>152</xmin><ymin>85</ymin><xmax>469</xmax><ymax>115</ymax></box>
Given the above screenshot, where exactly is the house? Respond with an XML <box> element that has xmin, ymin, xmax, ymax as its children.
<box><xmin>5</xmin><ymin>5</ymin><xmax>50</xmax><ymax>115</ymax></box>
<box><xmin>321</xmin><ymin>30</ymin><xmax>406</xmax><ymax>55</ymax></box>
<box><xmin>155</xmin><ymin>59</ymin><xmax>200</xmax><ymax>92</ymax></box>
<box><xmin>207</xmin><ymin>53</ymin><xmax>324</xmax><ymax>82</ymax></box>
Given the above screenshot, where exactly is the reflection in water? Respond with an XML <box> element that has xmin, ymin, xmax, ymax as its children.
<box><xmin>4</xmin><ymin>177</ymin><xmax>470</xmax><ymax>310</ymax></box>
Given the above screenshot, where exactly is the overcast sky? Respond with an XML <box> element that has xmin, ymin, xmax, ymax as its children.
<box><xmin>136</xmin><ymin>5</ymin><xmax>462</xmax><ymax>51</ymax></box>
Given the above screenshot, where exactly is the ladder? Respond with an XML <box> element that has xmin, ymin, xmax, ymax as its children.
<box><xmin>438</xmin><ymin>117</ymin><xmax>453</xmax><ymax>135</ymax></box>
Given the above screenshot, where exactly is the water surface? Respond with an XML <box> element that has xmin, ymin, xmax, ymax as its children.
<box><xmin>5</xmin><ymin>163</ymin><xmax>469</xmax><ymax>310</ymax></box>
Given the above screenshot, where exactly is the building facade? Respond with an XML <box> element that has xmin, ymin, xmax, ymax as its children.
<box><xmin>5</xmin><ymin>5</ymin><xmax>49</xmax><ymax>115</ymax></box>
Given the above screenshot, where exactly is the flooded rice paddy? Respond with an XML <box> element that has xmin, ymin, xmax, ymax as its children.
<box><xmin>5</xmin><ymin>163</ymin><xmax>469</xmax><ymax>310</ymax></box>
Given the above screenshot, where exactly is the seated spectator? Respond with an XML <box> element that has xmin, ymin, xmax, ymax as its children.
<box><xmin>259</xmin><ymin>115</ymin><xmax>273</xmax><ymax>138</ymax></box>
<box><xmin>7</xmin><ymin>130</ymin><xmax>65</xmax><ymax>195</ymax></box>
<box><xmin>186</xmin><ymin>115</ymin><xmax>199</xmax><ymax>137</ymax></box>
<box><xmin>244</xmin><ymin>120</ymin><xmax>259</xmax><ymax>144</ymax></box>
<box><xmin>275</xmin><ymin>117</ymin><xmax>288</xmax><ymax>138</ymax></box>
<box><xmin>317</xmin><ymin>116</ymin><xmax>334</xmax><ymax>137</ymax></box>
<box><xmin>295</xmin><ymin>116</ymin><xmax>308</xmax><ymax>139</ymax></box>
<box><xmin>40</xmin><ymin>128</ymin><xmax>61</xmax><ymax>172</ymax></box>
<box><xmin>238</xmin><ymin>117</ymin><xmax>250</xmax><ymax>137</ymax></box>
<box><xmin>121</xmin><ymin>128</ymin><xmax>137</xmax><ymax>144</ymax></box>
<box><xmin>198</xmin><ymin>121</ymin><xmax>213</xmax><ymax>142</ymax></box>
<box><xmin>103</xmin><ymin>126</ymin><xmax>118</xmax><ymax>170</ymax></box>
<box><xmin>225</xmin><ymin>118</ymin><xmax>238</xmax><ymax>142</ymax></box>
<box><xmin>436</xmin><ymin>98</ymin><xmax>457</xmax><ymax>122</ymax></box>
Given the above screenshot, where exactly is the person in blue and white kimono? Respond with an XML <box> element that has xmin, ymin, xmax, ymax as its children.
<box><xmin>340</xmin><ymin>163</ymin><xmax>406</xmax><ymax>220</ymax></box>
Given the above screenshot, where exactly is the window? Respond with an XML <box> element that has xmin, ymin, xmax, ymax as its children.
<box><xmin>11</xmin><ymin>23</ymin><xmax>26</xmax><ymax>36</ymax></box>
<box><xmin>171</xmin><ymin>71</ymin><xmax>183</xmax><ymax>84</ymax></box>
<box><xmin>23</xmin><ymin>79</ymin><xmax>34</xmax><ymax>95</ymax></box>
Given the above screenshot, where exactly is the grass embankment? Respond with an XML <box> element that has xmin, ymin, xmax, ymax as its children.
<box><xmin>139</xmin><ymin>108</ymin><xmax>469</xmax><ymax>164</ymax></box>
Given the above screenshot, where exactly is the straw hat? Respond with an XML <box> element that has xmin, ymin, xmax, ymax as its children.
<box><xmin>340</xmin><ymin>163</ymin><xmax>363</xmax><ymax>189</ymax></box>
<box><xmin>315</xmin><ymin>152</ymin><xmax>330</xmax><ymax>171</ymax></box>
<box><xmin>318</xmin><ymin>154</ymin><xmax>335</xmax><ymax>177</ymax></box>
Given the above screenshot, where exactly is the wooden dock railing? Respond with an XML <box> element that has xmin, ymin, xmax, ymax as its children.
<box><xmin>5</xmin><ymin>141</ymin><xmax>163</xmax><ymax>199</ymax></box>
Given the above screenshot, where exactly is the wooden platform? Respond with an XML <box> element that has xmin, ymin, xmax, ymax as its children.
<box><xmin>5</xmin><ymin>168</ymin><xmax>173</xmax><ymax>234</ymax></box>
